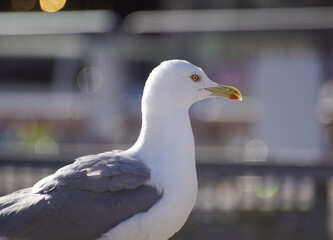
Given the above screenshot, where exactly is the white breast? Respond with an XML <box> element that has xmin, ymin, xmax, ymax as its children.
<box><xmin>97</xmin><ymin>158</ymin><xmax>198</xmax><ymax>240</ymax></box>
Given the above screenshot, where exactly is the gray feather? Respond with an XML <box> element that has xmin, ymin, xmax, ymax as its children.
<box><xmin>0</xmin><ymin>150</ymin><xmax>162</xmax><ymax>240</ymax></box>
<box><xmin>0</xmin><ymin>186</ymin><xmax>161</xmax><ymax>240</ymax></box>
<box><xmin>109</xmin><ymin>165</ymin><xmax>122</xmax><ymax>175</ymax></box>
<box><xmin>33</xmin><ymin>151</ymin><xmax>151</xmax><ymax>193</ymax></box>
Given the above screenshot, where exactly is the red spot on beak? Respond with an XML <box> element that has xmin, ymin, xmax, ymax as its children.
<box><xmin>229</xmin><ymin>94</ymin><xmax>239</xmax><ymax>100</ymax></box>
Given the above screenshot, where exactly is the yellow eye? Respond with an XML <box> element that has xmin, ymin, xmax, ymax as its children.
<box><xmin>190</xmin><ymin>74</ymin><xmax>201</xmax><ymax>82</ymax></box>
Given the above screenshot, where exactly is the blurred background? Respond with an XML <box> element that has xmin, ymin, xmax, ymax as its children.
<box><xmin>1</xmin><ymin>0</ymin><xmax>333</xmax><ymax>239</ymax></box>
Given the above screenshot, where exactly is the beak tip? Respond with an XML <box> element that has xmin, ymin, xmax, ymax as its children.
<box><xmin>229</xmin><ymin>94</ymin><xmax>242</xmax><ymax>101</ymax></box>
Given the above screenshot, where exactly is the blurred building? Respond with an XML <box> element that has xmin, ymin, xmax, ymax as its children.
<box><xmin>0</xmin><ymin>1</ymin><xmax>333</xmax><ymax>240</ymax></box>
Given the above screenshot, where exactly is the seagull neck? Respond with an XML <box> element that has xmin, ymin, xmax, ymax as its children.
<box><xmin>131</xmin><ymin>103</ymin><xmax>194</xmax><ymax>162</ymax></box>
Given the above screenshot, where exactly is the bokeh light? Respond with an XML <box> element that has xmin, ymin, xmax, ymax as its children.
<box><xmin>318</xmin><ymin>81</ymin><xmax>333</xmax><ymax>125</ymax></box>
<box><xmin>254</xmin><ymin>180</ymin><xmax>279</xmax><ymax>199</ymax></box>
<box><xmin>12</xmin><ymin>0</ymin><xmax>37</xmax><ymax>11</ymax></box>
<box><xmin>39</xmin><ymin>0</ymin><xmax>66</xmax><ymax>12</ymax></box>
<box><xmin>243</xmin><ymin>139</ymin><xmax>268</xmax><ymax>162</ymax></box>
<box><xmin>34</xmin><ymin>136</ymin><xmax>59</xmax><ymax>155</ymax></box>
<box><xmin>76</xmin><ymin>66</ymin><xmax>104</xmax><ymax>95</ymax></box>
<box><xmin>192</xmin><ymin>98</ymin><xmax>222</xmax><ymax>122</ymax></box>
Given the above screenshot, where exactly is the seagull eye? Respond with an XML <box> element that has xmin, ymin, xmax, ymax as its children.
<box><xmin>190</xmin><ymin>74</ymin><xmax>201</xmax><ymax>82</ymax></box>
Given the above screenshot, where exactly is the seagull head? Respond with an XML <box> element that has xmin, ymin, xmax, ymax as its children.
<box><xmin>143</xmin><ymin>60</ymin><xmax>242</xmax><ymax>109</ymax></box>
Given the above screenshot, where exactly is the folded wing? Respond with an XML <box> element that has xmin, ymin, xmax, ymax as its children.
<box><xmin>0</xmin><ymin>151</ymin><xmax>162</xmax><ymax>240</ymax></box>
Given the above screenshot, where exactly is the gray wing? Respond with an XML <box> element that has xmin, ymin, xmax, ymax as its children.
<box><xmin>33</xmin><ymin>151</ymin><xmax>152</xmax><ymax>193</ymax></box>
<box><xmin>0</xmin><ymin>151</ymin><xmax>162</xmax><ymax>240</ymax></box>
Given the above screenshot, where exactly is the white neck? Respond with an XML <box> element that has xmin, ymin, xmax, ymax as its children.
<box><xmin>120</xmin><ymin>101</ymin><xmax>198</xmax><ymax>240</ymax></box>
<box><xmin>129</xmin><ymin>102</ymin><xmax>195</xmax><ymax>165</ymax></box>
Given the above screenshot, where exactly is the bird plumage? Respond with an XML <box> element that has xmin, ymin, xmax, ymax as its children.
<box><xmin>0</xmin><ymin>151</ymin><xmax>161</xmax><ymax>240</ymax></box>
<box><xmin>0</xmin><ymin>60</ymin><xmax>242</xmax><ymax>240</ymax></box>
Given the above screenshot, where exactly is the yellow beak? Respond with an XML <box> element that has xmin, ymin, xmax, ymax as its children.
<box><xmin>205</xmin><ymin>84</ymin><xmax>243</xmax><ymax>101</ymax></box>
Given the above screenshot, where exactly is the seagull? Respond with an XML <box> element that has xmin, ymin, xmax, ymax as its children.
<box><xmin>0</xmin><ymin>60</ymin><xmax>242</xmax><ymax>240</ymax></box>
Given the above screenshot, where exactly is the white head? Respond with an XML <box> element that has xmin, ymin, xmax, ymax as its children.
<box><xmin>142</xmin><ymin>60</ymin><xmax>242</xmax><ymax>111</ymax></box>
